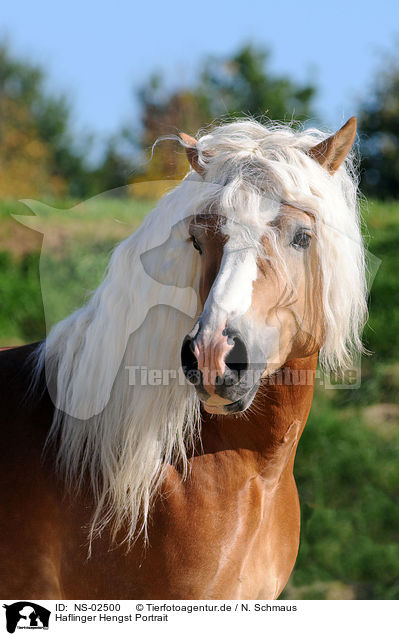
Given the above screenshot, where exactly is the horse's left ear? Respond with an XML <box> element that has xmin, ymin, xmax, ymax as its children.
<box><xmin>308</xmin><ymin>117</ymin><xmax>357</xmax><ymax>174</ymax></box>
<box><xmin>179</xmin><ymin>132</ymin><xmax>204</xmax><ymax>176</ymax></box>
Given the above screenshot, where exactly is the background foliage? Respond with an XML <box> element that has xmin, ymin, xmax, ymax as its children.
<box><xmin>2</xmin><ymin>39</ymin><xmax>399</xmax><ymax>198</ymax></box>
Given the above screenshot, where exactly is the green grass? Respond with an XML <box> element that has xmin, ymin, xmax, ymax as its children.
<box><xmin>282</xmin><ymin>391</ymin><xmax>399</xmax><ymax>600</ymax></box>
<box><xmin>281</xmin><ymin>199</ymin><xmax>399</xmax><ymax>599</ymax></box>
<box><xmin>0</xmin><ymin>195</ymin><xmax>155</xmax><ymax>222</ymax></box>
<box><xmin>0</xmin><ymin>197</ymin><xmax>398</xmax><ymax>599</ymax></box>
<box><xmin>0</xmin><ymin>196</ymin><xmax>155</xmax><ymax>343</ymax></box>
<box><xmin>363</xmin><ymin>202</ymin><xmax>399</xmax><ymax>364</ymax></box>
<box><xmin>0</xmin><ymin>251</ymin><xmax>44</xmax><ymax>344</ymax></box>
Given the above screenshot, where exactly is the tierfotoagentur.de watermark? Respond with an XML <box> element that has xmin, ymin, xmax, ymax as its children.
<box><xmin>125</xmin><ymin>364</ymin><xmax>363</xmax><ymax>389</ymax></box>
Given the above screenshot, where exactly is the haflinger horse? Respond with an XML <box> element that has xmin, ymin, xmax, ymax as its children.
<box><xmin>0</xmin><ymin>117</ymin><xmax>367</xmax><ymax>600</ymax></box>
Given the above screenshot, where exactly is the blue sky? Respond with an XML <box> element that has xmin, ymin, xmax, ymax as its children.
<box><xmin>1</xmin><ymin>0</ymin><xmax>398</xmax><ymax>158</ymax></box>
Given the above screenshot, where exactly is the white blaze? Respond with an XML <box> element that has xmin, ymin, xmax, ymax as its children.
<box><xmin>201</xmin><ymin>239</ymin><xmax>258</xmax><ymax>331</ymax></box>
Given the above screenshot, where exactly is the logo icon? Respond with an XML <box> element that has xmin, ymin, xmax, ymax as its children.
<box><xmin>3</xmin><ymin>603</ymin><xmax>50</xmax><ymax>633</ymax></box>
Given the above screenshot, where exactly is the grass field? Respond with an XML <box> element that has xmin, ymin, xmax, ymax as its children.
<box><xmin>0</xmin><ymin>196</ymin><xmax>398</xmax><ymax>599</ymax></box>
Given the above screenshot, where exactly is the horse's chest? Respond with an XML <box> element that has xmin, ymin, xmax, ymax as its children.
<box><xmin>61</xmin><ymin>461</ymin><xmax>299</xmax><ymax>600</ymax></box>
<box><xmin>149</xmin><ymin>469</ymin><xmax>282</xmax><ymax>599</ymax></box>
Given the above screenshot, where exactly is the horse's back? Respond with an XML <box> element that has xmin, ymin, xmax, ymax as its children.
<box><xmin>0</xmin><ymin>343</ymin><xmax>62</xmax><ymax>598</ymax></box>
<box><xmin>0</xmin><ymin>343</ymin><xmax>54</xmax><ymax>456</ymax></box>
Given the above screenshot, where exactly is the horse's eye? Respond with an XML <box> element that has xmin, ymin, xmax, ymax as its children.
<box><xmin>191</xmin><ymin>236</ymin><xmax>202</xmax><ymax>254</ymax></box>
<box><xmin>291</xmin><ymin>230</ymin><xmax>312</xmax><ymax>250</ymax></box>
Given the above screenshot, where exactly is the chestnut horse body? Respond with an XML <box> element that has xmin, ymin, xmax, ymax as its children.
<box><xmin>1</xmin><ymin>344</ymin><xmax>315</xmax><ymax>599</ymax></box>
<box><xmin>0</xmin><ymin>118</ymin><xmax>366</xmax><ymax>599</ymax></box>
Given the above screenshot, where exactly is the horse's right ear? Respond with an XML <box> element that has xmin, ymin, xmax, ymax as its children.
<box><xmin>308</xmin><ymin>117</ymin><xmax>357</xmax><ymax>174</ymax></box>
<box><xmin>179</xmin><ymin>132</ymin><xmax>204</xmax><ymax>176</ymax></box>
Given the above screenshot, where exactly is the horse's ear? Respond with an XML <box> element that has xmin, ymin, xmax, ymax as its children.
<box><xmin>308</xmin><ymin>117</ymin><xmax>357</xmax><ymax>174</ymax></box>
<box><xmin>179</xmin><ymin>132</ymin><xmax>204</xmax><ymax>176</ymax></box>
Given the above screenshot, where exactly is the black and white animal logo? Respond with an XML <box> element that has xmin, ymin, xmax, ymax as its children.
<box><xmin>3</xmin><ymin>602</ymin><xmax>50</xmax><ymax>633</ymax></box>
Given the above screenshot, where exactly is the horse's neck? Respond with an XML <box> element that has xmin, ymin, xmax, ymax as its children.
<box><xmin>200</xmin><ymin>353</ymin><xmax>318</xmax><ymax>479</ymax></box>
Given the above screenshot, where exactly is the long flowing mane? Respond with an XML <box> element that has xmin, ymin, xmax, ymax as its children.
<box><xmin>33</xmin><ymin>119</ymin><xmax>367</xmax><ymax>547</ymax></box>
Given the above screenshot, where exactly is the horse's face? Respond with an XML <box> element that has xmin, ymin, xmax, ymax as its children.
<box><xmin>180</xmin><ymin>118</ymin><xmax>358</xmax><ymax>414</ymax></box>
<box><xmin>181</xmin><ymin>204</ymin><xmax>323</xmax><ymax>414</ymax></box>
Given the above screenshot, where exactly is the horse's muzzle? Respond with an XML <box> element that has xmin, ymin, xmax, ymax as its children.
<box><xmin>181</xmin><ymin>325</ymin><xmax>262</xmax><ymax>413</ymax></box>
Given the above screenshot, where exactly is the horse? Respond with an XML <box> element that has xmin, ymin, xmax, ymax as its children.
<box><xmin>0</xmin><ymin>117</ymin><xmax>367</xmax><ymax>600</ymax></box>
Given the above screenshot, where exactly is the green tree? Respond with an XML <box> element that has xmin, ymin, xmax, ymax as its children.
<box><xmin>134</xmin><ymin>73</ymin><xmax>211</xmax><ymax>187</ymax></box>
<box><xmin>0</xmin><ymin>41</ymin><xmax>92</xmax><ymax>198</ymax></box>
<box><xmin>90</xmin><ymin>135</ymin><xmax>135</xmax><ymax>194</ymax></box>
<box><xmin>358</xmin><ymin>45</ymin><xmax>399</xmax><ymax>199</ymax></box>
<box><xmin>199</xmin><ymin>43</ymin><xmax>315</xmax><ymax>121</ymax></box>
<box><xmin>136</xmin><ymin>44</ymin><xmax>317</xmax><ymax>185</ymax></box>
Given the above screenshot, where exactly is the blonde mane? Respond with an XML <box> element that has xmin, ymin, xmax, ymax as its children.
<box><xmin>34</xmin><ymin>119</ymin><xmax>367</xmax><ymax>547</ymax></box>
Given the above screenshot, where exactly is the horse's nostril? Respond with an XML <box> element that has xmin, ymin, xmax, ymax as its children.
<box><xmin>225</xmin><ymin>336</ymin><xmax>248</xmax><ymax>374</ymax></box>
<box><xmin>181</xmin><ymin>336</ymin><xmax>198</xmax><ymax>382</ymax></box>
<box><xmin>182</xmin><ymin>330</ymin><xmax>248</xmax><ymax>386</ymax></box>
